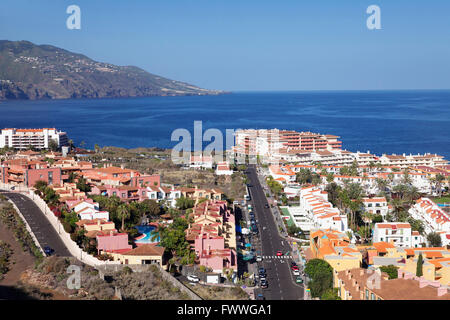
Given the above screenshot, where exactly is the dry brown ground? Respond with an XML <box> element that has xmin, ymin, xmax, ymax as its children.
<box><xmin>0</xmin><ymin>222</ymin><xmax>35</xmax><ymax>286</ymax></box>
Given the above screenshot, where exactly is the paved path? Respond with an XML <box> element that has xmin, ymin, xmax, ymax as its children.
<box><xmin>0</xmin><ymin>191</ymin><xmax>71</xmax><ymax>257</ymax></box>
<box><xmin>245</xmin><ymin>166</ymin><xmax>304</xmax><ymax>300</ymax></box>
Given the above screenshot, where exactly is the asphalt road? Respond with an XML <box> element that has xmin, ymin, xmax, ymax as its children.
<box><xmin>245</xmin><ymin>165</ymin><xmax>304</xmax><ymax>300</ymax></box>
<box><xmin>0</xmin><ymin>191</ymin><xmax>71</xmax><ymax>257</ymax></box>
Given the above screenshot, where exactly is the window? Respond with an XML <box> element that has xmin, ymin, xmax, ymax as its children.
<box><xmin>365</xmin><ymin>289</ymin><xmax>369</xmax><ymax>300</ymax></box>
<box><xmin>122</xmin><ymin>193</ymin><xmax>126</xmax><ymax>198</ymax></box>
<box><xmin>113</xmin><ymin>192</ymin><xmax>117</xmax><ymax>196</ymax></box>
<box><xmin>48</xmin><ymin>171</ymin><xmax>53</xmax><ymax>185</ymax></box>
<box><xmin>371</xmin><ymin>293</ymin><xmax>375</xmax><ymax>300</ymax></box>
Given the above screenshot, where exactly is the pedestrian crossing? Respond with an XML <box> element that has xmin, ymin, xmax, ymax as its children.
<box><xmin>262</xmin><ymin>255</ymin><xmax>293</xmax><ymax>259</ymax></box>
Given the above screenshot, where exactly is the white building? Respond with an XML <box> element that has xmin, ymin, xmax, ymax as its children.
<box><xmin>215</xmin><ymin>162</ymin><xmax>234</xmax><ymax>176</ymax></box>
<box><xmin>0</xmin><ymin>128</ymin><xmax>69</xmax><ymax>150</ymax></box>
<box><xmin>70</xmin><ymin>199</ymin><xmax>110</xmax><ymax>221</ymax></box>
<box><xmin>296</xmin><ymin>186</ymin><xmax>348</xmax><ymax>233</ymax></box>
<box><xmin>145</xmin><ymin>185</ymin><xmax>182</xmax><ymax>208</ymax></box>
<box><xmin>189</xmin><ymin>155</ymin><xmax>213</xmax><ymax>170</ymax></box>
<box><xmin>362</xmin><ymin>197</ymin><xmax>389</xmax><ymax>218</ymax></box>
<box><xmin>408</xmin><ymin>198</ymin><xmax>450</xmax><ymax>246</ymax></box>
<box><xmin>373</xmin><ymin>223</ymin><xmax>412</xmax><ymax>247</ymax></box>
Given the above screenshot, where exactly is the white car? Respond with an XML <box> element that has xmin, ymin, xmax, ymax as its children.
<box><xmin>293</xmin><ymin>270</ymin><xmax>300</xmax><ymax>276</ymax></box>
<box><xmin>256</xmin><ymin>256</ymin><xmax>263</xmax><ymax>262</ymax></box>
<box><xmin>187</xmin><ymin>275</ymin><xmax>200</xmax><ymax>283</ymax></box>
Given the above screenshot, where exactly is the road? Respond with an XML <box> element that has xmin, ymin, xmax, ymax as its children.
<box><xmin>0</xmin><ymin>191</ymin><xmax>71</xmax><ymax>257</ymax></box>
<box><xmin>245</xmin><ymin>165</ymin><xmax>304</xmax><ymax>300</ymax></box>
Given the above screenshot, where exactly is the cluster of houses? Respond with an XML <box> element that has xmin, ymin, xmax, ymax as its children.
<box><xmin>307</xmin><ymin>228</ymin><xmax>450</xmax><ymax>299</ymax></box>
<box><xmin>185</xmin><ymin>200</ymin><xmax>237</xmax><ymax>275</ymax></box>
<box><xmin>0</xmin><ymin>149</ymin><xmax>235</xmax><ymax>272</ymax></box>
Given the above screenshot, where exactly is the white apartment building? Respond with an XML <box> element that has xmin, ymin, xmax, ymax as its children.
<box><xmin>0</xmin><ymin>128</ymin><xmax>69</xmax><ymax>150</ymax></box>
<box><xmin>70</xmin><ymin>200</ymin><xmax>110</xmax><ymax>221</ymax></box>
<box><xmin>362</xmin><ymin>197</ymin><xmax>389</xmax><ymax>218</ymax></box>
<box><xmin>373</xmin><ymin>223</ymin><xmax>412</xmax><ymax>247</ymax></box>
<box><xmin>408</xmin><ymin>198</ymin><xmax>450</xmax><ymax>246</ymax></box>
<box><xmin>145</xmin><ymin>185</ymin><xmax>182</xmax><ymax>208</ymax></box>
<box><xmin>379</xmin><ymin>153</ymin><xmax>448</xmax><ymax>168</ymax></box>
<box><xmin>189</xmin><ymin>155</ymin><xmax>213</xmax><ymax>169</ymax></box>
<box><xmin>296</xmin><ymin>186</ymin><xmax>349</xmax><ymax>233</ymax></box>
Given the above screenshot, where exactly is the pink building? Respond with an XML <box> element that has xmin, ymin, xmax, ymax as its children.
<box><xmin>195</xmin><ymin>233</ymin><xmax>237</xmax><ymax>273</ymax></box>
<box><xmin>96</xmin><ymin>231</ymin><xmax>132</xmax><ymax>255</ymax></box>
<box><xmin>90</xmin><ymin>185</ymin><xmax>148</xmax><ymax>202</ymax></box>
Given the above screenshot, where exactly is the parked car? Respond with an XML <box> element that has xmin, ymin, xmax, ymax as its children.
<box><xmin>260</xmin><ymin>279</ymin><xmax>268</xmax><ymax>289</ymax></box>
<box><xmin>258</xmin><ymin>267</ymin><xmax>266</xmax><ymax>276</ymax></box>
<box><xmin>291</xmin><ymin>261</ymin><xmax>297</xmax><ymax>268</ymax></box>
<box><xmin>293</xmin><ymin>270</ymin><xmax>300</xmax><ymax>276</ymax></box>
<box><xmin>256</xmin><ymin>293</ymin><xmax>265</xmax><ymax>300</ymax></box>
<box><xmin>295</xmin><ymin>276</ymin><xmax>303</xmax><ymax>284</ymax></box>
<box><xmin>256</xmin><ymin>256</ymin><xmax>263</xmax><ymax>262</ymax></box>
<box><xmin>44</xmin><ymin>246</ymin><xmax>54</xmax><ymax>256</ymax></box>
<box><xmin>187</xmin><ymin>275</ymin><xmax>200</xmax><ymax>283</ymax></box>
<box><xmin>291</xmin><ymin>265</ymin><xmax>299</xmax><ymax>271</ymax></box>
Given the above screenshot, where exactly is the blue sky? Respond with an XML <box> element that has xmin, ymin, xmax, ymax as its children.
<box><xmin>1</xmin><ymin>0</ymin><xmax>450</xmax><ymax>91</ymax></box>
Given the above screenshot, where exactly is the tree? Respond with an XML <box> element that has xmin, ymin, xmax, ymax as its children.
<box><xmin>175</xmin><ymin>197</ymin><xmax>195</xmax><ymax>210</ymax></box>
<box><xmin>321</xmin><ymin>288</ymin><xmax>341</xmax><ymax>300</ymax></box>
<box><xmin>296</xmin><ymin>168</ymin><xmax>313</xmax><ymax>185</ymax></box>
<box><xmin>117</xmin><ymin>204</ymin><xmax>130</xmax><ymax>231</ymax></box>
<box><xmin>435</xmin><ymin>174</ymin><xmax>445</xmax><ymax>197</ymax></box>
<box><xmin>305</xmin><ymin>259</ymin><xmax>333</xmax><ymax>298</ymax></box>
<box><xmin>379</xmin><ymin>265</ymin><xmax>398</xmax><ymax>279</ymax></box>
<box><xmin>48</xmin><ymin>139</ymin><xmax>59</xmax><ymax>152</ymax></box>
<box><xmin>76</xmin><ymin>177</ymin><xmax>91</xmax><ymax>192</ymax></box>
<box><xmin>416</xmin><ymin>253</ymin><xmax>423</xmax><ymax>277</ymax></box>
<box><xmin>427</xmin><ymin>232</ymin><xmax>442</xmax><ymax>247</ymax></box>
<box><xmin>407</xmin><ymin>217</ymin><xmax>425</xmax><ymax>235</ymax></box>
<box><xmin>34</xmin><ymin>180</ymin><xmax>48</xmax><ymax>196</ymax></box>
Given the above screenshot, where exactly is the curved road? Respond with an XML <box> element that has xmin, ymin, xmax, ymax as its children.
<box><xmin>0</xmin><ymin>191</ymin><xmax>71</xmax><ymax>257</ymax></box>
<box><xmin>246</xmin><ymin>166</ymin><xmax>304</xmax><ymax>300</ymax></box>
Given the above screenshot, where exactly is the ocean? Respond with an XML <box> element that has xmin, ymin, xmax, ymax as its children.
<box><xmin>0</xmin><ymin>90</ymin><xmax>449</xmax><ymax>159</ymax></box>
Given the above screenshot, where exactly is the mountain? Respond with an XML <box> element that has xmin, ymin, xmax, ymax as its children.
<box><xmin>0</xmin><ymin>40</ymin><xmax>227</xmax><ymax>100</ymax></box>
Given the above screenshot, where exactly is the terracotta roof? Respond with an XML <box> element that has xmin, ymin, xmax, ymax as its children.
<box><xmin>122</xmin><ymin>244</ymin><xmax>165</xmax><ymax>256</ymax></box>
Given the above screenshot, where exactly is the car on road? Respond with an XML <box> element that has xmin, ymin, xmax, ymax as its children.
<box><xmin>293</xmin><ymin>270</ymin><xmax>300</xmax><ymax>276</ymax></box>
<box><xmin>264</xmin><ymin>204</ymin><xmax>269</xmax><ymax>208</ymax></box>
<box><xmin>256</xmin><ymin>256</ymin><xmax>262</xmax><ymax>262</ymax></box>
<box><xmin>260</xmin><ymin>279</ymin><xmax>268</xmax><ymax>289</ymax></box>
<box><xmin>276</xmin><ymin>251</ymin><xmax>283</xmax><ymax>257</ymax></box>
<box><xmin>295</xmin><ymin>276</ymin><xmax>303</xmax><ymax>284</ymax></box>
<box><xmin>187</xmin><ymin>275</ymin><xmax>200</xmax><ymax>283</ymax></box>
<box><xmin>249</xmin><ymin>213</ymin><xmax>255</xmax><ymax>219</ymax></box>
<box><xmin>256</xmin><ymin>293</ymin><xmax>265</xmax><ymax>300</ymax></box>
<box><xmin>44</xmin><ymin>246</ymin><xmax>54</xmax><ymax>256</ymax></box>
<box><xmin>291</xmin><ymin>265</ymin><xmax>299</xmax><ymax>271</ymax></box>
<box><xmin>258</xmin><ymin>267</ymin><xmax>266</xmax><ymax>275</ymax></box>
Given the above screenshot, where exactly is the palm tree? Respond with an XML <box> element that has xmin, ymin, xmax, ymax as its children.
<box><xmin>117</xmin><ymin>204</ymin><xmax>130</xmax><ymax>231</ymax></box>
<box><xmin>361</xmin><ymin>211</ymin><xmax>373</xmax><ymax>242</ymax></box>
<box><xmin>435</xmin><ymin>174</ymin><xmax>445</xmax><ymax>197</ymax></box>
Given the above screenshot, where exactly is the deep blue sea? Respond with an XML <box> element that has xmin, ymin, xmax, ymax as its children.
<box><xmin>0</xmin><ymin>90</ymin><xmax>449</xmax><ymax>159</ymax></box>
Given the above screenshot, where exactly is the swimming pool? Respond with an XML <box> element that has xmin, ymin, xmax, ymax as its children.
<box><xmin>135</xmin><ymin>225</ymin><xmax>160</xmax><ymax>244</ymax></box>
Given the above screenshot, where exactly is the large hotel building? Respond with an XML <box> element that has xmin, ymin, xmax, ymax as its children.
<box><xmin>0</xmin><ymin>128</ymin><xmax>69</xmax><ymax>150</ymax></box>
<box><xmin>232</xmin><ymin>129</ymin><xmax>342</xmax><ymax>157</ymax></box>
